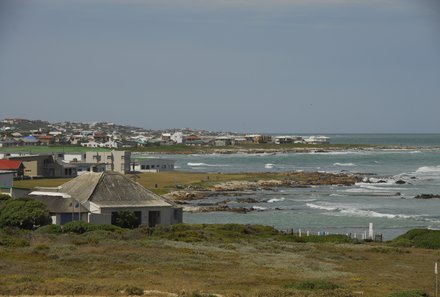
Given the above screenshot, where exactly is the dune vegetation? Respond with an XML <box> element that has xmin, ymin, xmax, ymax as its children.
<box><xmin>0</xmin><ymin>224</ymin><xmax>437</xmax><ymax>297</ymax></box>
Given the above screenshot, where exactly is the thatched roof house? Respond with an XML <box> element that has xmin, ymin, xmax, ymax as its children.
<box><xmin>28</xmin><ymin>171</ymin><xmax>182</xmax><ymax>226</ymax></box>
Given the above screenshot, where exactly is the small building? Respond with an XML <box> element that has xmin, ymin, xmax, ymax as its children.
<box><xmin>0</xmin><ymin>160</ymin><xmax>25</xmax><ymax>178</ymax></box>
<box><xmin>38</xmin><ymin>135</ymin><xmax>55</xmax><ymax>145</ymax></box>
<box><xmin>84</xmin><ymin>150</ymin><xmax>131</xmax><ymax>174</ymax></box>
<box><xmin>131</xmin><ymin>158</ymin><xmax>175</xmax><ymax>173</ymax></box>
<box><xmin>8</xmin><ymin>155</ymin><xmax>77</xmax><ymax>178</ymax></box>
<box><xmin>28</xmin><ymin>171</ymin><xmax>183</xmax><ymax>226</ymax></box>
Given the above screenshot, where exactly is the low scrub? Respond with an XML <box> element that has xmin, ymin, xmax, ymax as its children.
<box><xmin>388</xmin><ymin>290</ymin><xmax>428</xmax><ymax>297</ymax></box>
<box><xmin>281</xmin><ymin>234</ymin><xmax>354</xmax><ymax>244</ymax></box>
<box><xmin>61</xmin><ymin>221</ymin><xmax>122</xmax><ymax>234</ymax></box>
<box><xmin>391</xmin><ymin>229</ymin><xmax>440</xmax><ymax>249</ymax></box>
<box><xmin>151</xmin><ymin>223</ymin><xmax>280</xmax><ymax>242</ymax></box>
<box><xmin>283</xmin><ymin>280</ymin><xmax>339</xmax><ymax>290</ymax></box>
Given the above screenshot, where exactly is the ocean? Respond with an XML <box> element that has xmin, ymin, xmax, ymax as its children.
<box><xmin>139</xmin><ymin>134</ymin><xmax>440</xmax><ymax>240</ymax></box>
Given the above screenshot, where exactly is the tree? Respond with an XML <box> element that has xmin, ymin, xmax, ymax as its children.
<box><xmin>0</xmin><ymin>198</ymin><xmax>51</xmax><ymax>230</ymax></box>
<box><xmin>111</xmin><ymin>210</ymin><xmax>141</xmax><ymax>229</ymax></box>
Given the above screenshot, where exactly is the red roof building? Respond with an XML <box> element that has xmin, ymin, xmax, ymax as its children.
<box><xmin>0</xmin><ymin>160</ymin><xmax>25</xmax><ymax>178</ymax></box>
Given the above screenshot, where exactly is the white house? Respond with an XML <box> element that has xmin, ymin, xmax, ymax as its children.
<box><xmin>28</xmin><ymin>172</ymin><xmax>183</xmax><ymax>226</ymax></box>
<box><xmin>171</xmin><ymin>132</ymin><xmax>184</xmax><ymax>144</ymax></box>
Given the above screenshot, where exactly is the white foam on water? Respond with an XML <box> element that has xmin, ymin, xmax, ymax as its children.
<box><xmin>265</xmin><ymin>163</ymin><xmax>275</xmax><ymax>169</ymax></box>
<box><xmin>251</xmin><ymin>206</ymin><xmax>267</xmax><ymax>211</ymax></box>
<box><xmin>333</xmin><ymin>162</ymin><xmax>357</xmax><ymax>166</ymax></box>
<box><xmin>329</xmin><ymin>194</ymin><xmax>347</xmax><ymax>197</ymax></box>
<box><xmin>306</xmin><ymin>203</ymin><xmax>338</xmax><ymax>211</ymax></box>
<box><xmin>307</xmin><ymin>202</ymin><xmax>418</xmax><ymax>220</ymax></box>
<box><xmin>267</xmin><ymin>197</ymin><xmax>285</xmax><ymax>203</ymax></box>
<box><xmin>187</xmin><ymin>162</ymin><xmax>230</xmax><ymax>167</ymax></box>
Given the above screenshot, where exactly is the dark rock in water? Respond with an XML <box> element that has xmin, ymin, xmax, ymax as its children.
<box><xmin>410</xmin><ymin>176</ymin><xmax>417</xmax><ymax>179</ymax></box>
<box><xmin>415</xmin><ymin>194</ymin><xmax>440</xmax><ymax>199</ymax></box>
<box><xmin>395</xmin><ymin>180</ymin><xmax>406</xmax><ymax>184</ymax></box>
<box><xmin>395</xmin><ymin>192</ymin><xmax>401</xmax><ymax>196</ymax></box>
<box><xmin>236</xmin><ymin>197</ymin><xmax>259</xmax><ymax>203</ymax></box>
<box><xmin>377</xmin><ymin>180</ymin><xmax>387</xmax><ymax>183</ymax></box>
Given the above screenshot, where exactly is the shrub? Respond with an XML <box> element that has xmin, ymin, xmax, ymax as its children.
<box><xmin>388</xmin><ymin>290</ymin><xmax>428</xmax><ymax>297</ymax></box>
<box><xmin>37</xmin><ymin>224</ymin><xmax>63</xmax><ymax>234</ymax></box>
<box><xmin>0</xmin><ymin>198</ymin><xmax>51</xmax><ymax>229</ymax></box>
<box><xmin>125</xmin><ymin>286</ymin><xmax>144</xmax><ymax>295</ymax></box>
<box><xmin>111</xmin><ymin>210</ymin><xmax>141</xmax><ymax>229</ymax></box>
<box><xmin>283</xmin><ymin>280</ymin><xmax>339</xmax><ymax>290</ymax></box>
<box><xmin>62</xmin><ymin>221</ymin><xmax>123</xmax><ymax>234</ymax></box>
<box><xmin>0</xmin><ymin>193</ymin><xmax>11</xmax><ymax>201</ymax></box>
<box><xmin>63</xmin><ymin>221</ymin><xmax>93</xmax><ymax>234</ymax></box>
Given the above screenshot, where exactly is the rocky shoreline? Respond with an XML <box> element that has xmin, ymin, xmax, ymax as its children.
<box><xmin>164</xmin><ymin>172</ymin><xmax>362</xmax><ymax>213</ymax></box>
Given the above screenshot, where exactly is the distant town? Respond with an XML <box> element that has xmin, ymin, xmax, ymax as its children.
<box><xmin>0</xmin><ymin>117</ymin><xmax>333</xmax><ymax>183</ymax></box>
<box><xmin>0</xmin><ymin>117</ymin><xmax>330</xmax><ymax>149</ymax></box>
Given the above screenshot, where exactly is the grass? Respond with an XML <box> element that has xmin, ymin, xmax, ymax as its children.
<box><xmin>0</xmin><ymin>224</ymin><xmax>436</xmax><ymax>296</ymax></box>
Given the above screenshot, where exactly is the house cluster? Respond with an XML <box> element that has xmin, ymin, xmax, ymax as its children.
<box><xmin>0</xmin><ymin>150</ymin><xmax>175</xmax><ymax>179</ymax></box>
<box><xmin>0</xmin><ymin>118</ymin><xmax>330</xmax><ymax>149</ymax></box>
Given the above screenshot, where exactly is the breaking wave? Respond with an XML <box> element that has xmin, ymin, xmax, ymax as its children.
<box><xmin>267</xmin><ymin>197</ymin><xmax>285</xmax><ymax>203</ymax></box>
<box><xmin>333</xmin><ymin>162</ymin><xmax>356</xmax><ymax>166</ymax></box>
<box><xmin>306</xmin><ymin>203</ymin><xmax>417</xmax><ymax>219</ymax></box>
<box><xmin>187</xmin><ymin>162</ymin><xmax>230</xmax><ymax>167</ymax></box>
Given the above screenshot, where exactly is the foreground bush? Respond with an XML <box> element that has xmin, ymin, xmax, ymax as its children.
<box><xmin>0</xmin><ymin>198</ymin><xmax>51</xmax><ymax>229</ymax></box>
<box><xmin>392</xmin><ymin>229</ymin><xmax>440</xmax><ymax>249</ymax></box>
<box><xmin>152</xmin><ymin>223</ymin><xmax>280</xmax><ymax>242</ymax></box>
<box><xmin>388</xmin><ymin>290</ymin><xmax>428</xmax><ymax>297</ymax></box>
<box><xmin>283</xmin><ymin>280</ymin><xmax>339</xmax><ymax>290</ymax></box>
<box><xmin>61</xmin><ymin>221</ymin><xmax>122</xmax><ymax>234</ymax></box>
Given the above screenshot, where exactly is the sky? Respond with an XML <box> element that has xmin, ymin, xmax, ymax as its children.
<box><xmin>0</xmin><ymin>0</ymin><xmax>439</xmax><ymax>133</ymax></box>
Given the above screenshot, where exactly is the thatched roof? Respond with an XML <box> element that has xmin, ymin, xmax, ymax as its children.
<box><xmin>60</xmin><ymin>171</ymin><xmax>173</xmax><ymax>208</ymax></box>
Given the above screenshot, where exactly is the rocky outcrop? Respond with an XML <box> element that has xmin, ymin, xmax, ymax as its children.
<box><xmin>415</xmin><ymin>194</ymin><xmax>440</xmax><ymax>199</ymax></box>
<box><xmin>164</xmin><ymin>172</ymin><xmax>361</xmax><ymax>202</ymax></box>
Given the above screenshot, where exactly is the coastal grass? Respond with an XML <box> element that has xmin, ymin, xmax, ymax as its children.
<box><xmin>0</xmin><ymin>224</ymin><xmax>436</xmax><ymax>297</ymax></box>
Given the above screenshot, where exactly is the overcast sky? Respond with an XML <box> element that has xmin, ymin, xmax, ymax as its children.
<box><xmin>0</xmin><ymin>0</ymin><xmax>439</xmax><ymax>133</ymax></box>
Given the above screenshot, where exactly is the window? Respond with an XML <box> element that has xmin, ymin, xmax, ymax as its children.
<box><xmin>107</xmin><ymin>156</ymin><xmax>112</xmax><ymax>160</ymax></box>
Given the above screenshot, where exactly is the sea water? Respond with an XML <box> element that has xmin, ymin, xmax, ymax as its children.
<box><xmin>138</xmin><ymin>134</ymin><xmax>440</xmax><ymax>239</ymax></box>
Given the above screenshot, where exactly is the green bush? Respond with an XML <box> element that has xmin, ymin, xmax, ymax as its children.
<box><xmin>37</xmin><ymin>224</ymin><xmax>63</xmax><ymax>234</ymax></box>
<box><xmin>0</xmin><ymin>193</ymin><xmax>11</xmax><ymax>201</ymax></box>
<box><xmin>111</xmin><ymin>210</ymin><xmax>141</xmax><ymax>229</ymax></box>
<box><xmin>0</xmin><ymin>198</ymin><xmax>51</xmax><ymax>229</ymax></box>
<box><xmin>62</xmin><ymin>221</ymin><xmax>122</xmax><ymax>234</ymax></box>
<box><xmin>151</xmin><ymin>224</ymin><xmax>281</xmax><ymax>243</ymax></box>
<box><xmin>392</xmin><ymin>229</ymin><xmax>440</xmax><ymax>249</ymax></box>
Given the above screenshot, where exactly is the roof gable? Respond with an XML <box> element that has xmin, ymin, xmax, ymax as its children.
<box><xmin>0</xmin><ymin>160</ymin><xmax>23</xmax><ymax>170</ymax></box>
